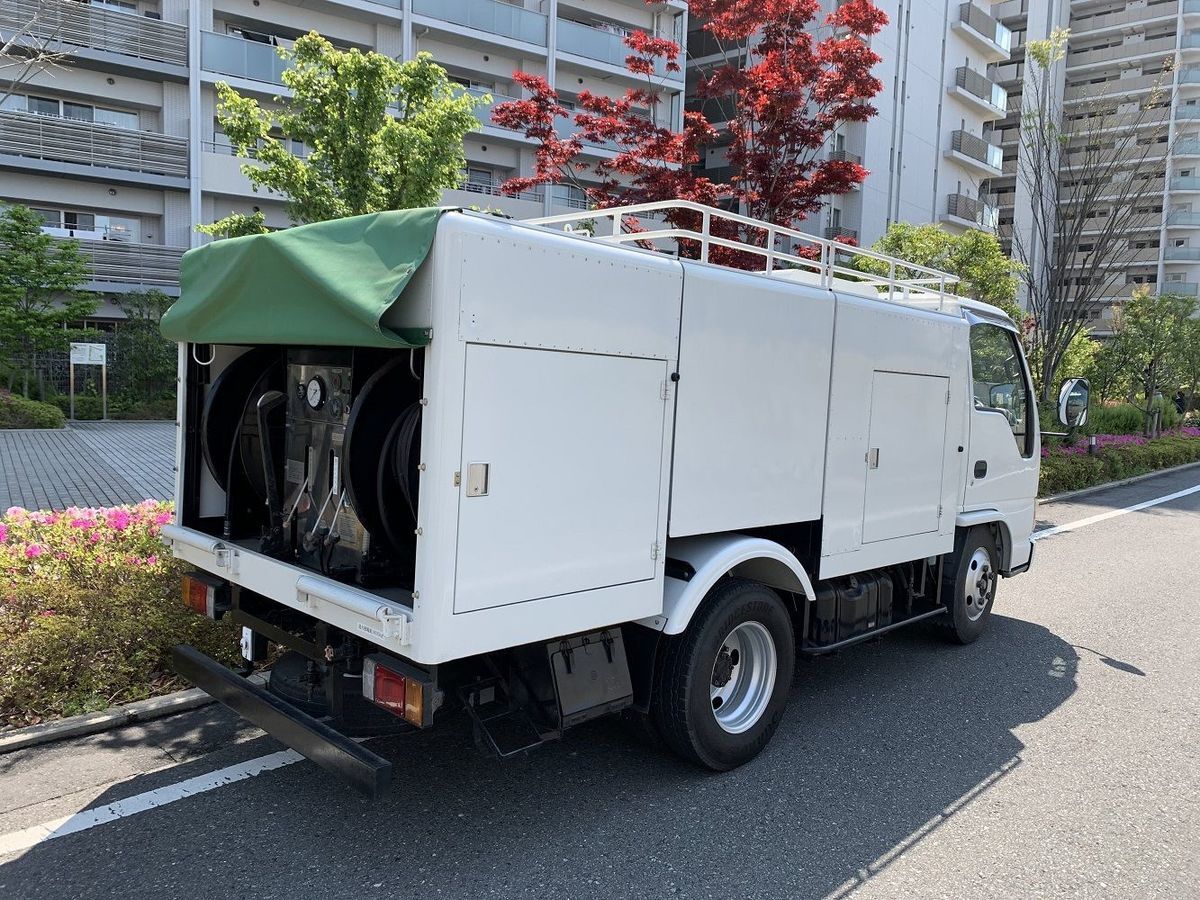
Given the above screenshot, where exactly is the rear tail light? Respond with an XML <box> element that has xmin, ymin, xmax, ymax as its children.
<box><xmin>181</xmin><ymin>572</ymin><xmax>228</xmax><ymax>619</ymax></box>
<box><xmin>363</xmin><ymin>655</ymin><xmax>432</xmax><ymax>727</ymax></box>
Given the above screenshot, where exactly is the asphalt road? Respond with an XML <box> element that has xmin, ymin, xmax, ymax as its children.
<box><xmin>2</xmin><ymin>469</ymin><xmax>1198</xmax><ymax>899</ymax></box>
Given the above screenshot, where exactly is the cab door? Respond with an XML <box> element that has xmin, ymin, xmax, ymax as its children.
<box><xmin>963</xmin><ymin>320</ymin><xmax>1039</xmax><ymax>536</ymax></box>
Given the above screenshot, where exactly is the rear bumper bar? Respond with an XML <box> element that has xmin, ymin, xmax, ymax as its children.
<box><xmin>170</xmin><ymin>645</ymin><xmax>392</xmax><ymax>798</ymax></box>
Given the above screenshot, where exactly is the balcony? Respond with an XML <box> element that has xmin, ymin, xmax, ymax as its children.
<box><xmin>1188</xmin><ymin>0</ymin><xmax>1200</xmax><ymax>13</ymax></box>
<box><xmin>1064</xmin><ymin>73</ymin><xmax>1167</xmax><ymax>103</ymax></box>
<box><xmin>453</xmin><ymin>180</ymin><xmax>543</xmax><ymax>203</ymax></box>
<box><xmin>941</xmin><ymin>193</ymin><xmax>999</xmax><ymax>229</ymax></box>
<box><xmin>950</xmin><ymin>67</ymin><xmax>1007</xmax><ymax>117</ymax></box>
<box><xmin>954</xmin><ymin>4</ymin><xmax>1012</xmax><ymax>61</ymax></box>
<box><xmin>557</xmin><ymin>19</ymin><xmax>681</xmax><ymax>80</ymax></box>
<box><xmin>1185</xmin><ymin>32</ymin><xmax>1200</xmax><ymax>50</ymax></box>
<box><xmin>1164</xmin><ymin>245</ymin><xmax>1200</xmax><ymax>260</ymax></box>
<box><xmin>1165</xmin><ymin>281</ymin><xmax>1200</xmax><ymax>294</ymax></box>
<box><xmin>1179</xmin><ymin>67</ymin><xmax>1200</xmax><ymax>84</ymax></box>
<box><xmin>1170</xmin><ymin>210</ymin><xmax>1200</xmax><ymax>227</ymax></box>
<box><xmin>0</xmin><ymin>110</ymin><xmax>188</xmax><ymax>182</ymax></box>
<box><xmin>827</xmin><ymin>149</ymin><xmax>863</xmax><ymax>164</ymax></box>
<box><xmin>1071</xmin><ymin>1</ymin><xmax>1178</xmax><ymax>35</ymax></box>
<box><xmin>1176</xmin><ymin>140</ymin><xmax>1200</xmax><ymax>155</ymax></box>
<box><xmin>201</xmin><ymin>32</ymin><xmax>290</xmax><ymax>84</ymax></box>
<box><xmin>412</xmin><ymin>0</ymin><xmax>548</xmax><ymax>47</ymax></box>
<box><xmin>70</xmin><ymin>239</ymin><xmax>186</xmax><ymax>292</ymax></box>
<box><xmin>1179</xmin><ymin>105</ymin><xmax>1200</xmax><ymax>120</ymax></box>
<box><xmin>0</xmin><ymin>0</ymin><xmax>187</xmax><ymax>67</ymax></box>
<box><xmin>1172</xmin><ymin>175</ymin><xmax>1200</xmax><ymax>190</ymax></box>
<box><xmin>947</xmin><ymin>129</ymin><xmax>1003</xmax><ymax>176</ymax></box>
<box><xmin>1069</xmin><ymin>35</ymin><xmax>1178</xmax><ymax>69</ymax></box>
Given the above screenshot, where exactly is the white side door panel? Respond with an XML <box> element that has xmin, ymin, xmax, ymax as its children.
<box><xmin>862</xmin><ymin>371</ymin><xmax>950</xmax><ymax>543</ymax></box>
<box><xmin>453</xmin><ymin>343</ymin><xmax>668</xmax><ymax>614</ymax></box>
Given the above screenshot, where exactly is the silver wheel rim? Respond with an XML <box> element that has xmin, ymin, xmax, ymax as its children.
<box><xmin>964</xmin><ymin>546</ymin><xmax>995</xmax><ymax>622</ymax></box>
<box><xmin>709</xmin><ymin>621</ymin><xmax>777</xmax><ymax>734</ymax></box>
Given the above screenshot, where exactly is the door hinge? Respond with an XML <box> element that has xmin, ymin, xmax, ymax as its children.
<box><xmin>651</xmin><ymin>541</ymin><xmax>661</xmax><ymax>561</ymax></box>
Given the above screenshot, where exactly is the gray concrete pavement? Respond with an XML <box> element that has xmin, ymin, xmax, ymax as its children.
<box><xmin>0</xmin><ymin>421</ymin><xmax>174</xmax><ymax>510</ymax></box>
<box><xmin>1</xmin><ymin>468</ymin><xmax>1198</xmax><ymax>899</ymax></box>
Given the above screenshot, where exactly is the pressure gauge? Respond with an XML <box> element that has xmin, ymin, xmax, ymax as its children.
<box><xmin>305</xmin><ymin>375</ymin><xmax>327</xmax><ymax>410</ymax></box>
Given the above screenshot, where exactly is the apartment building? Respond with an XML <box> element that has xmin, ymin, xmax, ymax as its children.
<box><xmin>686</xmin><ymin>0</ymin><xmax>1012</xmax><ymax>248</ymax></box>
<box><xmin>0</xmin><ymin>0</ymin><xmax>687</xmax><ymax>311</ymax></box>
<box><xmin>989</xmin><ymin>0</ymin><xmax>1200</xmax><ymax>326</ymax></box>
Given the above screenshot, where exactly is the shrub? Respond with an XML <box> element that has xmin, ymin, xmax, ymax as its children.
<box><xmin>0</xmin><ymin>391</ymin><xmax>66</xmax><ymax>429</ymax></box>
<box><xmin>0</xmin><ymin>502</ymin><xmax>239</xmax><ymax>726</ymax></box>
<box><xmin>109</xmin><ymin>393</ymin><xmax>177</xmax><ymax>421</ymax></box>
<box><xmin>1040</xmin><ymin>428</ymin><xmax>1200</xmax><ymax>495</ymax></box>
<box><xmin>1087</xmin><ymin>403</ymin><xmax>1144</xmax><ymax>435</ymax></box>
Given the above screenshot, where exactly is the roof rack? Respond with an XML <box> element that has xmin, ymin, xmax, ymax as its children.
<box><xmin>524</xmin><ymin>199</ymin><xmax>962</xmax><ymax>313</ymax></box>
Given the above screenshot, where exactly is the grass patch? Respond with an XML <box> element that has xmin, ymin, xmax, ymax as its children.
<box><xmin>0</xmin><ymin>502</ymin><xmax>239</xmax><ymax>727</ymax></box>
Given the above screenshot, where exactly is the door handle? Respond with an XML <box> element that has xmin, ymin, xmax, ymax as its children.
<box><xmin>867</xmin><ymin>448</ymin><xmax>880</xmax><ymax>469</ymax></box>
<box><xmin>974</xmin><ymin>460</ymin><xmax>988</xmax><ymax>478</ymax></box>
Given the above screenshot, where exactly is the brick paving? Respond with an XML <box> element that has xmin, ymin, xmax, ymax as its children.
<box><xmin>0</xmin><ymin>421</ymin><xmax>175</xmax><ymax>511</ymax></box>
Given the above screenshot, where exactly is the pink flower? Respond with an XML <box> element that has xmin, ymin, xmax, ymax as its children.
<box><xmin>70</xmin><ymin>518</ymin><xmax>93</xmax><ymax>529</ymax></box>
<box><xmin>0</xmin><ymin>523</ymin><xmax>6</xmax><ymax>543</ymax></box>
<box><xmin>106</xmin><ymin>509</ymin><xmax>132</xmax><ymax>531</ymax></box>
<box><xmin>39</xmin><ymin>610</ymin><xmax>55</xmax><ymax>617</ymax></box>
<box><xmin>154</xmin><ymin>512</ymin><xmax>172</xmax><ymax>526</ymax></box>
<box><xmin>25</xmin><ymin>544</ymin><xmax>44</xmax><ymax>559</ymax></box>
<box><xmin>5</xmin><ymin>506</ymin><xmax>26</xmax><ymax>519</ymax></box>
<box><xmin>145</xmin><ymin>555</ymin><xmax>159</xmax><ymax>566</ymax></box>
<box><xmin>89</xmin><ymin>531</ymin><xmax>103</xmax><ymax>543</ymax></box>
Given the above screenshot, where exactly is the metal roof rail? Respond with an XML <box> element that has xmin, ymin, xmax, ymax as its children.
<box><xmin>524</xmin><ymin>199</ymin><xmax>962</xmax><ymax>313</ymax></box>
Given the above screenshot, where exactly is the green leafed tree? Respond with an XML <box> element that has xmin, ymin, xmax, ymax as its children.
<box><xmin>856</xmin><ymin>222</ymin><xmax>1023</xmax><ymax>311</ymax></box>
<box><xmin>1113</xmin><ymin>288</ymin><xmax>1197</xmax><ymax>431</ymax></box>
<box><xmin>0</xmin><ymin>204</ymin><xmax>97</xmax><ymax>397</ymax></box>
<box><xmin>113</xmin><ymin>290</ymin><xmax>176</xmax><ymax>403</ymax></box>
<box><xmin>200</xmin><ymin>33</ymin><xmax>486</xmax><ymax>238</ymax></box>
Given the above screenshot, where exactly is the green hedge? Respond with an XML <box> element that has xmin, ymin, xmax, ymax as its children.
<box><xmin>1040</xmin><ymin>436</ymin><xmax>1200</xmax><ymax>495</ymax></box>
<box><xmin>0</xmin><ymin>392</ymin><xmax>66</xmax><ymax>429</ymax></box>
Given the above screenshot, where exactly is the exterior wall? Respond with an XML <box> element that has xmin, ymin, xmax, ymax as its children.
<box><xmin>0</xmin><ymin>0</ymin><xmax>687</xmax><ymax>310</ymax></box>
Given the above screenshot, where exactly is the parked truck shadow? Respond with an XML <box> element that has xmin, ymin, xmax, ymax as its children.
<box><xmin>1</xmin><ymin>613</ymin><xmax>1077</xmax><ymax>900</ymax></box>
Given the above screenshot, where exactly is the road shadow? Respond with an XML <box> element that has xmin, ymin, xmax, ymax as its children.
<box><xmin>1</xmin><ymin>615</ymin><xmax>1077</xmax><ymax>899</ymax></box>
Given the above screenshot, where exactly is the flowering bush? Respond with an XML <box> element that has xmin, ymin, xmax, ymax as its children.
<box><xmin>1040</xmin><ymin>430</ymin><xmax>1200</xmax><ymax>495</ymax></box>
<box><xmin>0</xmin><ymin>501</ymin><xmax>238</xmax><ymax>726</ymax></box>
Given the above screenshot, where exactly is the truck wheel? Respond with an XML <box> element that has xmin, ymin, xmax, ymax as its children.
<box><xmin>941</xmin><ymin>527</ymin><xmax>999</xmax><ymax>644</ymax></box>
<box><xmin>651</xmin><ymin>578</ymin><xmax>794</xmax><ymax>771</ymax></box>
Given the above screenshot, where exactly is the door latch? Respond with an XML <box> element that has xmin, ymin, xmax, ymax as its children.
<box><xmin>466</xmin><ymin>462</ymin><xmax>489</xmax><ymax>497</ymax></box>
<box><xmin>866</xmin><ymin>448</ymin><xmax>880</xmax><ymax>469</ymax></box>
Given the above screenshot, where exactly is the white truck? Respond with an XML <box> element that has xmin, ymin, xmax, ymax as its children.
<box><xmin>161</xmin><ymin>201</ymin><xmax>1043</xmax><ymax>797</ymax></box>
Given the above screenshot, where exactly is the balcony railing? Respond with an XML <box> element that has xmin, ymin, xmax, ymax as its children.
<box><xmin>1164</xmin><ymin>281</ymin><xmax>1200</xmax><ymax>294</ymax></box>
<box><xmin>1180</xmin><ymin>67</ymin><xmax>1200</xmax><ymax>84</ymax></box>
<box><xmin>954</xmin><ymin>67</ymin><xmax>1007</xmax><ymax>113</ymax></box>
<box><xmin>827</xmin><ymin>149</ymin><xmax>863</xmax><ymax>164</ymax></box>
<box><xmin>1176</xmin><ymin>140</ymin><xmax>1200</xmax><ymax>155</ymax></box>
<box><xmin>1064</xmin><ymin>73</ymin><xmax>1166</xmax><ymax>102</ymax></box>
<box><xmin>1184</xmin><ymin>32</ymin><xmax>1200</xmax><ymax>50</ymax></box>
<box><xmin>950</xmin><ymin>130</ymin><xmax>1002</xmax><ymax>170</ymax></box>
<box><xmin>1071</xmin><ymin>1</ymin><xmax>1178</xmax><ymax>34</ymax></box>
<box><xmin>1069</xmin><ymin>35</ymin><xmax>1178</xmax><ymax>66</ymax></box>
<box><xmin>557</xmin><ymin>19</ymin><xmax>679</xmax><ymax>78</ymax></box>
<box><xmin>453</xmin><ymin>180</ymin><xmax>543</xmax><ymax>203</ymax></box>
<box><xmin>958</xmin><ymin>4</ymin><xmax>1012</xmax><ymax>53</ymax></box>
<box><xmin>1179</xmin><ymin>105</ymin><xmax>1200</xmax><ymax>120</ymax></box>
<box><xmin>1165</xmin><ymin>245</ymin><xmax>1200</xmax><ymax>260</ymax></box>
<box><xmin>412</xmin><ymin>0</ymin><xmax>548</xmax><ymax>46</ymax></box>
<box><xmin>199</xmin><ymin>33</ymin><xmax>285</xmax><ymax>83</ymax></box>
<box><xmin>1173</xmin><ymin>175</ymin><xmax>1200</xmax><ymax>190</ymax></box>
<box><xmin>0</xmin><ymin>0</ymin><xmax>187</xmax><ymax>66</ymax></box>
<box><xmin>946</xmin><ymin>193</ymin><xmax>999</xmax><ymax>229</ymax></box>
<box><xmin>70</xmin><ymin>239</ymin><xmax>185</xmax><ymax>288</ymax></box>
<box><xmin>201</xmin><ymin>31</ymin><xmax>290</xmax><ymax>83</ymax></box>
<box><xmin>0</xmin><ymin>110</ymin><xmax>188</xmax><ymax>178</ymax></box>
<box><xmin>1188</xmin><ymin>0</ymin><xmax>1200</xmax><ymax>12</ymax></box>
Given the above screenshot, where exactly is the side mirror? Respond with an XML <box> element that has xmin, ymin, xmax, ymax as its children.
<box><xmin>1057</xmin><ymin>377</ymin><xmax>1090</xmax><ymax>428</ymax></box>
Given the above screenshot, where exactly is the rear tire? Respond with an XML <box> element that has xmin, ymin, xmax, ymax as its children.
<box><xmin>940</xmin><ymin>526</ymin><xmax>999</xmax><ymax>644</ymax></box>
<box><xmin>651</xmin><ymin>578</ymin><xmax>794</xmax><ymax>771</ymax></box>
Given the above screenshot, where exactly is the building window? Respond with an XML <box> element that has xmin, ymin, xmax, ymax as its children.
<box><xmin>2</xmin><ymin>93</ymin><xmax>139</xmax><ymax>130</ymax></box>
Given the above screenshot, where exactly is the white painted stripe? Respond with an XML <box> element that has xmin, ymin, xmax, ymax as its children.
<box><xmin>0</xmin><ymin>749</ymin><xmax>302</xmax><ymax>857</ymax></box>
<box><xmin>1033</xmin><ymin>482</ymin><xmax>1200</xmax><ymax>542</ymax></box>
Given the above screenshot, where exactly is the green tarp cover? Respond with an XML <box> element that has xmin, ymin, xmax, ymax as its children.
<box><xmin>160</xmin><ymin>207</ymin><xmax>447</xmax><ymax>348</ymax></box>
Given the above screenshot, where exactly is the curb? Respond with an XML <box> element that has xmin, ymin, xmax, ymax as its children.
<box><xmin>0</xmin><ymin>672</ymin><xmax>268</xmax><ymax>755</ymax></box>
<box><xmin>1039</xmin><ymin>460</ymin><xmax>1200</xmax><ymax>505</ymax></box>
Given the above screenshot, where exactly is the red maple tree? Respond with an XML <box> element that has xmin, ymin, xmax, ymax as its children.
<box><xmin>492</xmin><ymin>0</ymin><xmax>887</xmax><ymax>266</ymax></box>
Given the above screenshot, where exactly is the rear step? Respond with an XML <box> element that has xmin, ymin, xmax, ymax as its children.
<box><xmin>170</xmin><ymin>645</ymin><xmax>392</xmax><ymax>798</ymax></box>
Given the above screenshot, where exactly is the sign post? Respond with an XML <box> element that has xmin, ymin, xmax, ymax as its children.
<box><xmin>68</xmin><ymin>342</ymin><xmax>108</xmax><ymax>421</ymax></box>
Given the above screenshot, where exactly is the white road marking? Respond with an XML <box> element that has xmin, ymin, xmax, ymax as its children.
<box><xmin>1033</xmin><ymin>482</ymin><xmax>1200</xmax><ymax>542</ymax></box>
<box><xmin>2</xmin><ymin>481</ymin><xmax>1196</xmax><ymax>858</ymax></box>
<box><xmin>0</xmin><ymin>749</ymin><xmax>302</xmax><ymax>857</ymax></box>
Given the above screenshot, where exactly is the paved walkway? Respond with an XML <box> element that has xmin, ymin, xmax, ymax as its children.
<box><xmin>0</xmin><ymin>421</ymin><xmax>175</xmax><ymax>511</ymax></box>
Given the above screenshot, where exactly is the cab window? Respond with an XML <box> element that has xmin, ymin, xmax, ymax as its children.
<box><xmin>969</xmin><ymin>323</ymin><xmax>1032</xmax><ymax>457</ymax></box>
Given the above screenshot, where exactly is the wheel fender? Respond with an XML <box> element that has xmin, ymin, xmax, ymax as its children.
<box><xmin>955</xmin><ymin>510</ymin><xmax>1013</xmax><ymax>568</ymax></box>
<box><xmin>641</xmin><ymin>534</ymin><xmax>816</xmax><ymax>635</ymax></box>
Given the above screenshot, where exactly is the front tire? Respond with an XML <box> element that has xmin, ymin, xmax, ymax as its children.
<box><xmin>941</xmin><ymin>526</ymin><xmax>999</xmax><ymax>644</ymax></box>
<box><xmin>651</xmin><ymin>578</ymin><xmax>794</xmax><ymax>771</ymax></box>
